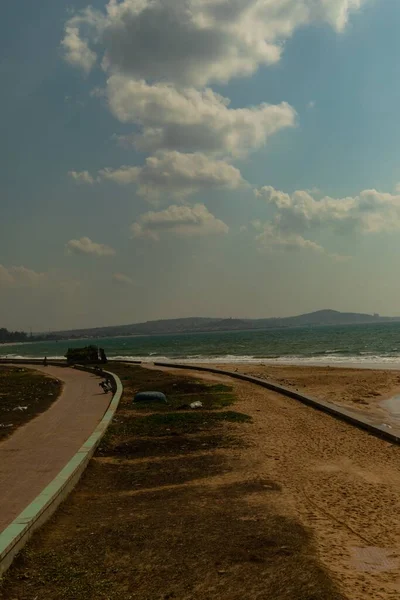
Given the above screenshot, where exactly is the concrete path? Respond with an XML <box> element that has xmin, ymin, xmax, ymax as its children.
<box><xmin>0</xmin><ymin>366</ymin><xmax>110</xmax><ymax>532</ymax></box>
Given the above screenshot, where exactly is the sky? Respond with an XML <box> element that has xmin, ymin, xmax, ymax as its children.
<box><xmin>2</xmin><ymin>0</ymin><xmax>400</xmax><ymax>331</ymax></box>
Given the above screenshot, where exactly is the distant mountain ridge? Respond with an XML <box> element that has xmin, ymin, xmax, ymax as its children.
<box><xmin>48</xmin><ymin>309</ymin><xmax>400</xmax><ymax>340</ymax></box>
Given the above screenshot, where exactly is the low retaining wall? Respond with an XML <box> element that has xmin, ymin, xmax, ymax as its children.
<box><xmin>0</xmin><ymin>359</ymin><xmax>67</xmax><ymax>366</ymax></box>
<box><xmin>0</xmin><ymin>367</ymin><xmax>123</xmax><ymax>576</ymax></box>
<box><xmin>154</xmin><ymin>362</ymin><xmax>400</xmax><ymax>445</ymax></box>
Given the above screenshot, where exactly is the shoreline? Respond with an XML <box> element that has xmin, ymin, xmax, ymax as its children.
<box><xmin>3</xmin><ymin>353</ymin><xmax>400</xmax><ymax>370</ymax></box>
<box><xmin>129</xmin><ymin>357</ymin><xmax>400</xmax><ymax>371</ymax></box>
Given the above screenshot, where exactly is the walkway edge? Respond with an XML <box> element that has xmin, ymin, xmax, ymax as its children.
<box><xmin>153</xmin><ymin>362</ymin><xmax>400</xmax><ymax>445</ymax></box>
<box><xmin>0</xmin><ymin>368</ymin><xmax>123</xmax><ymax>577</ymax></box>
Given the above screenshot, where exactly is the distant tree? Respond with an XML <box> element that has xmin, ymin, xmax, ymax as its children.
<box><xmin>0</xmin><ymin>328</ymin><xmax>28</xmax><ymax>343</ymax></box>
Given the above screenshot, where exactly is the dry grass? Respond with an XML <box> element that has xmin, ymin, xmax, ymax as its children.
<box><xmin>0</xmin><ymin>365</ymin><xmax>346</xmax><ymax>600</ymax></box>
<box><xmin>0</xmin><ymin>366</ymin><xmax>62</xmax><ymax>441</ymax></box>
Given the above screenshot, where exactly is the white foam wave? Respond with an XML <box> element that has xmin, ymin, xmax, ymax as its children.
<box><xmin>112</xmin><ymin>354</ymin><xmax>400</xmax><ymax>367</ymax></box>
<box><xmin>2</xmin><ymin>353</ymin><xmax>400</xmax><ymax>370</ymax></box>
<box><xmin>0</xmin><ymin>354</ymin><xmax>65</xmax><ymax>360</ymax></box>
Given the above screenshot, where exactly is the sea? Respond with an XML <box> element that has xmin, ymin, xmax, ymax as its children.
<box><xmin>3</xmin><ymin>322</ymin><xmax>400</xmax><ymax>367</ymax></box>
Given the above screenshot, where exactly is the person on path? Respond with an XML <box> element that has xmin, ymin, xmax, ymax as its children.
<box><xmin>99</xmin><ymin>380</ymin><xmax>112</xmax><ymax>393</ymax></box>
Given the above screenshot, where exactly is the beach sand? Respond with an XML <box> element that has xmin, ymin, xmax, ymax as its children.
<box><xmin>153</xmin><ymin>364</ymin><xmax>400</xmax><ymax>599</ymax></box>
<box><xmin>197</xmin><ymin>363</ymin><xmax>400</xmax><ymax>423</ymax></box>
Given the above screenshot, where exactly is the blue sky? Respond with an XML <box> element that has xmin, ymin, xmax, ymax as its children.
<box><xmin>2</xmin><ymin>0</ymin><xmax>400</xmax><ymax>330</ymax></box>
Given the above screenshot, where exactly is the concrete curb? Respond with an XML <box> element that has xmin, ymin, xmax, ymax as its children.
<box><xmin>0</xmin><ymin>367</ymin><xmax>123</xmax><ymax>577</ymax></box>
<box><xmin>153</xmin><ymin>362</ymin><xmax>400</xmax><ymax>445</ymax></box>
<box><xmin>0</xmin><ymin>359</ymin><xmax>67</xmax><ymax>366</ymax></box>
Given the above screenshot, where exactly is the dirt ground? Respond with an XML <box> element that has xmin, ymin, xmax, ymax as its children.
<box><xmin>0</xmin><ymin>364</ymin><xmax>345</xmax><ymax>600</ymax></box>
<box><xmin>0</xmin><ymin>365</ymin><xmax>62</xmax><ymax>441</ymax></box>
<box><xmin>207</xmin><ymin>363</ymin><xmax>400</xmax><ymax>421</ymax></box>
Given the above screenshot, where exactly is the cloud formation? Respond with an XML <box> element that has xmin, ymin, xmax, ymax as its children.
<box><xmin>131</xmin><ymin>203</ymin><xmax>229</xmax><ymax>240</ymax></box>
<box><xmin>0</xmin><ymin>265</ymin><xmax>48</xmax><ymax>288</ymax></box>
<box><xmin>62</xmin><ymin>25</ymin><xmax>97</xmax><ymax>74</ymax></box>
<box><xmin>99</xmin><ymin>151</ymin><xmax>245</xmax><ymax>200</ymax></box>
<box><xmin>251</xmin><ymin>221</ymin><xmax>351</xmax><ymax>261</ymax></box>
<box><xmin>253</xmin><ymin>221</ymin><xmax>325</xmax><ymax>253</ymax></box>
<box><xmin>256</xmin><ymin>186</ymin><xmax>400</xmax><ymax>235</ymax></box>
<box><xmin>112</xmin><ymin>272</ymin><xmax>134</xmax><ymax>285</ymax></box>
<box><xmin>62</xmin><ymin>0</ymin><xmax>365</xmax><ymax>85</ymax></box>
<box><xmin>107</xmin><ymin>77</ymin><xmax>296</xmax><ymax>157</ymax></box>
<box><xmin>65</xmin><ymin>237</ymin><xmax>116</xmax><ymax>257</ymax></box>
<box><xmin>63</xmin><ymin>1</ymin><xmax>355</xmax><ymax>201</ymax></box>
<box><xmin>253</xmin><ymin>185</ymin><xmax>400</xmax><ymax>258</ymax></box>
<box><xmin>68</xmin><ymin>170</ymin><xmax>95</xmax><ymax>184</ymax></box>
<box><xmin>62</xmin><ymin>1</ymin><xmax>366</xmax><ymax>224</ymax></box>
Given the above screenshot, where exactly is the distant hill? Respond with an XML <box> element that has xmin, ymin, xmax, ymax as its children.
<box><xmin>47</xmin><ymin>309</ymin><xmax>400</xmax><ymax>340</ymax></box>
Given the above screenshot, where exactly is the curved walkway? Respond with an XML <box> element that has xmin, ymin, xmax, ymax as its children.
<box><xmin>0</xmin><ymin>365</ymin><xmax>109</xmax><ymax>532</ymax></box>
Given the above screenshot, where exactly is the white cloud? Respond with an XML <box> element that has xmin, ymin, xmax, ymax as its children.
<box><xmin>65</xmin><ymin>237</ymin><xmax>116</xmax><ymax>257</ymax></box>
<box><xmin>252</xmin><ymin>222</ymin><xmax>350</xmax><ymax>261</ymax></box>
<box><xmin>112</xmin><ymin>272</ymin><xmax>134</xmax><ymax>285</ymax></box>
<box><xmin>0</xmin><ymin>265</ymin><xmax>48</xmax><ymax>288</ymax></box>
<box><xmin>131</xmin><ymin>203</ymin><xmax>229</xmax><ymax>240</ymax></box>
<box><xmin>62</xmin><ymin>0</ymin><xmax>366</xmax><ymax>86</ymax></box>
<box><xmin>61</xmin><ymin>1</ymin><xmax>365</xmax><ymax>201</ymax></box>
<box><xmin>100</xmin><ymin>151</ymin><xmax>246</xmax><ymax>200</ymax></box>
<box><xmin>255</xmin><ymin>186</ymin><xmax>400</xmax><ymax>235</ymax></box>
<box><xmin>61</xmin><ymin>25</ymin><xmax>97</xmax><ymax>74</ymax></box>
<box><xmin>106</xmin><ymin>77</ymin><xmax>296</xmax><ymax>157</ymax></box>
<box><xmin>253</xmin><ymin>185</ymin><xmax>400</xmax><ymax>257</ymax></box>
<box><xmin>253</xmin><ymin>222</ymin><xmax>325</xmax><ymax>253</ymax></box>
<box><xmin>68</xmin><ymin>170</ymin><xmax>95</xmax><ymax>184</ymax></box>
<box><xmin>99</xmin><ymin>165</ymin><xmax>140</xmax><ymax>185</ymax></box>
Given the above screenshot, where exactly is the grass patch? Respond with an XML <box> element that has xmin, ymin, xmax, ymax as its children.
<box><xmin>102</xmin><ymin>411</ymin><xmax>251</xmax><ymax>449</ymax></box>
<box><xmin>0</xmin><ymin>366</ymin><xmax>62</xmax><ymax>440</ymax></box>
<box><xmin>128</xmin><ymin>410</ymin><xmax>249</xmax><ymax>433</ymax></box>
<box><xmin>90</xmin><ymin>453</ymin><xmax>227</xmax><ymax>491</ymax></box>
<box><xmin>110</xmin><ymin>364</ymin><xmax>235</xmax><ymax>411</ymax></box>
<box><xmin>99</xmin><ymin>364</ymin><xmax>248</xmax><ymax>457</ymax></box>
<box><xmin>131</xmin><ymin>389</ymin><xmax>236</xmax><ymax>411</ymax></box>
<box><xmin>99</xmin><ymin>433</ymin><xmax>242</xmax><ymax>458</ymax></box>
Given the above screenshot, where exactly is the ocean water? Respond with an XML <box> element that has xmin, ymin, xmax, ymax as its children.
<box><xmin>2</xmin><ymin>322</ymin><xmax>400</xmax><ymax>366</ymax></box>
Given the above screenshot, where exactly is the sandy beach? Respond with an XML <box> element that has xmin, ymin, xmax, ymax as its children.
<box><xmin>152</xmin><ymin>363</ymin><xmax>400</xmax><ymax>599</ymax></box>
<box><xmin>195</xmin><ymin>363</ymin><xmax>400</xmax><ymax>423</ymax></box>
